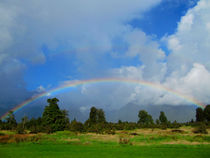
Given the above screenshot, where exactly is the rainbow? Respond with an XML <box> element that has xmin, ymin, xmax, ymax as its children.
<box><xmin>0</xmin><ymin>78</ymin><xmax>205</xmax><ymax>120</ymax></box>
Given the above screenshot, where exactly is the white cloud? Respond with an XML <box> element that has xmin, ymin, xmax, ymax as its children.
<box><xmin>0</xmin><ymin>0</ymin><xmax>162</xmax><ymax>58</ymax></box>
<box><xmin>111</xmin><ymin>65</ymin><xmax>144</xmax><ymax>80</ymax></box>
<box><xmin>168</xmin><ymin>36</ymin><xmax>182</xmax><ymax>51</ymax></box>
<box><xmin>167</xmin><ymin>0</ymin><xmax>210</xmax><ymax>74</ymax></box>
<box><xmin>0</xmin><ymin>0</ymin><xmax>163</xmax><ymax>111</ymax></box>
<box><xmin>178</xmin><ymin>13</ymin><xmax>194</xmax><ymax>32</ymax></box>
<box><xmin>0</xmin><ymin>3</ymin><xmax>17</xmax><ymax>52</ymax></box>
<box><xmin>164</xmin><ymin>63</ymin><xmax>210</xmax><ymax>105</ymax></box>
<box><xmin>63</xmin><ymin>0</ymin><xmax>210</xmax><ymax>109</ymax></box>
<box><xmin>36</xmin><ymin>85</ymin><xmax>46</xmax><ymax>93</ymax></box>
<box><xmin>1</xmin><ymin>0</ymin><xmax>210</xmax><ymax>115</ymax></box>
<box><xmin>122</xmin><ymin>29</ymin><xmax>167</xmax><ymax>81</ymax></box>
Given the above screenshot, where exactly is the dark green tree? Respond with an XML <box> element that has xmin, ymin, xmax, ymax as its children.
<box><xmin>97</xmin><ymin>109</ymin><xmax>106</xmax><ymax>123</ymax></box>
<box><xmin>28</xmin><ymin>117</ymin><xmax>40</xmax><ymax>133</ymax></box>
<box><xmin>21</xmin><ymin>116</ymin><xmax>29</xmax><ymax>129</ymax></box>
<box><xmin>5</xmin><ymin>111</ymin><xmax>17</xmax><ymax>130</ymax></box>
<box><xmin>16</xmin><ymin>123</ymin><xmax>25</xmax><ymax>134</ymax></box>
<box><xmin>89</xmin><ymin>107</ymin><xmax>97</xmax><ymax>124</ymax></box>
<box><xmin>70</xmin><ymin>119</ymin><xmax>84</xmax><ymax>132</ymax></box>
<box><xmin>61</xmin><ymin>109</ymin><xmax>70</xmax><ymax>128</ymax></box>
<box><xmin>42</xmin><ymin>98</ymin><xmax>69</xmax><ymax>133</ymax></box>
<box><xmin>0</xmin><ymin>119</ymin><xmax>3</xmax><ymax>130</ymax></box>
<box><xmin>138</xmin><ymin>110</ymin><xmax>153</xmax><ymax>125</ymax></box>
<box><xmin>86</xmin><ymin>107</ymin><xmax>107</xmax><ymax>133</ymax></box>
<box><xmin>159</xmin><ymin>111</ymin><xmax>167</xmax><ymax>124</ymax></box>
<box><xmin>204</xmin><ymin>105</ymin><xmax>210</xmax><ymax>122</ymax></box>
<box><xmin>156</xmin><ymin>119</ymin><xmax>160</xmax><ymax>125</ymax></box>
<box><xmin>196</xmin><ymin>107</ymin><xmax>204</xmax><ymax>122</ymax></box>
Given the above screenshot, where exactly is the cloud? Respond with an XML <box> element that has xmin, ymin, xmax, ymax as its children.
<box><xmin>59</xmin><ymin>0</ymin><xmax>210</xmax><ymax>110</ymax></box>
<box><xmin>123</xmin><ymin>29</ymin><xmax>166</xmax><ymax>81</ymax></box>
<box><xmin>166</xmin><ymin>0</ymin><xmax>210</xmax><ymax>74</ymax></box>
<box><xmin>164</xmin><ymin>63</ymin><xmax>210</xmax><ymax>105</ymax></box>
<box><xmin>0</xmin><ymin>0</ymin><xmax>163</xmax><ymax>113</ymax></box>
<box><xmin>0</xmin><ymin>0</ymin><xmax>162</xmax><ymax>58</ymax></box>
<box><xmin>1</xmin><ymin>0</ymin><xmax>210</xmax><ymax>121</ymax></box>
<box><xmin>0</xmin><ymin>59</ymin><xmax>33</xmax><ymax>115</ymax></box>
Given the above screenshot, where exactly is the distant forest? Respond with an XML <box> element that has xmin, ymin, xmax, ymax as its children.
<box><xmin>0</xmin><ymin>98</ymin><xmax>210</xmax><ymax>134</ymax></box>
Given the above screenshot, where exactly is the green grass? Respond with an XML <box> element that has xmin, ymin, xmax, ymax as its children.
<box><xmin>131</xmin><ymin>134</ymin><xmax>210</xmax><ymax>144</ymax></box>
<box><xmin>1</xmin><ymin>129</ymin><xmax>210</xmax><ymax>158</ymax></box>
<box><xmin>0</xmin><ymin>143</ymin><xmax>210</xmax><ymax>158</ymax></box>
<box><xmin>0</xmin><ymin>130</ymin><xmax>16</xmax><ymax>135</ymax></box>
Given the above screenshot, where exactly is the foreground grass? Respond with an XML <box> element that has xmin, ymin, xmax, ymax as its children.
<box><xmin>1</xmin><ymin>143</ymin><xmax>210</xmax><ymax>158</ymax></box>
<box><xmin>0</xmin><ymin>127</ymin><xmax>210</xmax><ymax>158</ymax></box>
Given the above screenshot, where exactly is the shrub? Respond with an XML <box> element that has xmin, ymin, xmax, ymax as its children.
<box><xmin>16</xmin><ymin>124</ymin><xmax>25</xmax><ymax>134</ymax></box>
<box><xmin>119</xmin><ymin>136</ymin><xmax>132</xmax><ymax>145</ymax></box>
<box><xmin>29</xmin><ymin>126</ymin><xmax>39</xmax><ymax>134</ymax></box>
<box><xmin>130</xmin><ymin>132</ymin><xmax>138</xmax><ymax>136</ymax></box>
<box><xmin>193</xmin><ymin>123</ymin><xmax>208</xmax><ymax>134</ymax></box>
<box><xmin>0</xmin><ymin>132</ymin><xmax>5</xmax><ymax>136</ymax></box>
<box><xmin>104</xmin><ymin>129</ymin><xmax>115</xmax><ymax>135</ymax></box>
<box><xmin>70</xmin><ymin>121</ymin><xmax>84</xmax><ymax>132</ymax></box>
<box><xmin>171</xmin><ymin>129</ymin><xmax>184</xmax><ymax>133</ymax></box>
<box><xmin>161</xmin><ymin>124</ymin><xmax>167</xmax><ymax>130</ymax></box>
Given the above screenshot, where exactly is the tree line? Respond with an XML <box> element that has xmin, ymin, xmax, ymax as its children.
<box><xmin>0</xmin><ymin>98</ymin><xmax>209</xmax><ymax>134</ymax></box>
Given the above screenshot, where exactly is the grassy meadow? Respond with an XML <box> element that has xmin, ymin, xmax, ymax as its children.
<box><xmin>0</xmin><ymin>126</ymin><xmax>210</xmax><ymax>158</ymax></box>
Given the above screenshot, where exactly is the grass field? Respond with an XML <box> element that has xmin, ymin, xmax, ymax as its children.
<box><xmin>0</xmin><ymin>127</ymin><xmax>210</xmax><ymax>158</ymax></box>
<box><xmin>1</xmin><ymin>143</ymin><xmax>210</xmax><ymax>158</ymax></box>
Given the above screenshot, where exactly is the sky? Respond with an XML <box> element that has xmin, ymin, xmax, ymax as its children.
<box><xmin>0</xmin><ymin>0</ymin><xmax>210</xmax><ymax>119</ymax></box>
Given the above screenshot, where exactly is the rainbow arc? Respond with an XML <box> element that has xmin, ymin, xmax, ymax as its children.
<box><xmin>0</xmin><ymin>78</ymin><xmax>205</xmax><ymax>120</ymax></box>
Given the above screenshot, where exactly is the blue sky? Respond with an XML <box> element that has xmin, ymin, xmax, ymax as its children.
<box><xmin>0</xmin><ymin>0</ymin><xmax>210</xmax><ymax>115</ymax></box>
<box><xmin>130</xmin><ymin>0</ymin><xmax>199</xmax><ymax>38</ymax></box>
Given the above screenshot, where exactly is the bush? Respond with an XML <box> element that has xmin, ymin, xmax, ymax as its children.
<box><xmin>160</xmin><ymin>124</ymin><xmax>167</xmax><ymax>130</ymax></box>
<box><xmin>169</xmin><ymin>121</ymin><xmax>181</xmax><ymax>129</ymax></box>
<box><xmin>193</xmin><ymin>123</ymin><xmax>208</xmax><ymax>134</ymax></box>
<box><xmin>16</xmin><ymin>124</ymin><xmax>25</xmax><ymax>134</ymax></box>
<box><xmin>29</xmin><ymin>125</ymin><xmax>42</xmax><ymax>134</ymax></box>
<box><xmin>0</xmin><ymin>132</ymin><xmax>5</xmax><ymax>136</ymax></box>
<box><xmin>171</xmin><ymin>129</ymin><xmax>185</xmax><ymax>133</ymax></box>
<box><xmin>119</xmin><ymin>136</ymin><xmax>132</xmax><ymax>145</ymax></box>
<box><xmin>70</xmin><ymin>121</ymin><xmax>84</xmax><ymax>132</ymax></box>
<box><xmin>104</xmin><ymin>129</ymin><xmax>115</xmax><ymax>135</ymax></box>
<box><xmin>130</xmin><ymin>132</ymin><xmax>138</xmax><ymax>136</ymax></box>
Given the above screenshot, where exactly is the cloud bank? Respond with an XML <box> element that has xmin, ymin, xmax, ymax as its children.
<box><xmin>0</xmin><ymin>0</ymin><xmax>210</xmax><ymax>118</ymax></box>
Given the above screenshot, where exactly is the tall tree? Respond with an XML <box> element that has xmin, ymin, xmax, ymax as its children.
<box><xmin>42</xmin><ymin>98</ymin><xmax>69</xmax><ymax>132</ymax></box>
<box><xmin>196</xmin><ymin>107</ymin><xmax>204</xmax><ymax>122</ymax></box>
<box><xmin>138</xmin><ymin>110</ymin><xmax>153</xmax><ymax>125</ymax></box>
<box><xmin>159</xmin><ymin>111</ymin><xmax>167</xmax><ymax>124</ymax></box>
<box><xmin>0</xmin><ymin>119</ymin><xmax>3</xmax><ymax>130</ymax></box>
<box><xmin>21</xmin><ymin>116</ymin><xmax>29</xmax><ymax>129</ymax></box>
<box><xmin>97</xmin><ymin>109</ymin><xmax>106</xmax><ymax>123</ymax></box>
<box><xmin>204</xmin><ymin>105</ymin><xmax>210</xmax><ymax>122</ymax></box>
<box><xmin>5</xmin><ymin>111</ymin><xmax>17</xmax><ymax>130</ymax></box>
<box><xmin>89</xmin><ymin>107</ymin><xmax>97</xmax><ymax>124</ymax></box>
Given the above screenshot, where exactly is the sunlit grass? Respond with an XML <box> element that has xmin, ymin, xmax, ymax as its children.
<box><xmin>0</xmin><ymin>127</ymin><xmax>210</xmax><ymax>158</ymax></box>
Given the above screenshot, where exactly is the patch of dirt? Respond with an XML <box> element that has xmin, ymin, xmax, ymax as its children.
<box><xmin>0</xmin><ymin>134</ymin><xmax>40</xmax><ymax>143</ymax></box>
<box><xmin>64</xmin><ymin>138</ymin><xmax>80</xmax><ymax>142</ymax></box>
<box><xmin>88</xmin><ymin>133</ymin><xmax>119</xmax><ymax>142</ymax></box>
<box><xmin>161</xmin><ymin>140</ymin><xmax>210</xmax><ymax>145</ymax></box>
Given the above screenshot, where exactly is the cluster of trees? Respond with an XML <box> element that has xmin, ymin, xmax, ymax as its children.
<box><xmin>138</xmin><ymin>110</ymin><xmax>168</xmax><ymax>125</ymax></box>
<box><xmin>137</xmin><ymin>110</ymin><xmax>181</xmax><ymax>129</ymax></box>
<box><xmin>0</xmin><ymin>111</ymin><xmax>17</xmax><ymax>130</ymax></box>
<box><xmin>0</xmin><ymin>98</ymin><xmax>69</xmax><ymax>133</ymax></box>
<box><xmin>69</xmin><ymin>107</ymin><xmax>107</xmax><ymax>133</ymax></box>
<box><xmin>0</xmin><ymin>98</ymin><xmax>209</xmax><ymax>134</ymax></box>
<box><xmin>196</xmin><ymin>105</ymin><xmax>210</xmax><ymax>122</ymax></box>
